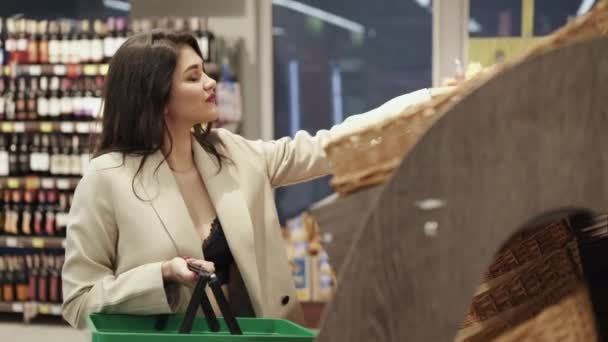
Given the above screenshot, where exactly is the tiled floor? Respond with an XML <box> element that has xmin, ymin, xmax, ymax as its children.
<box><xmin>0</xmin><ymin>314</ymin><xmax>88</xmax><ymax>342</ymax></box>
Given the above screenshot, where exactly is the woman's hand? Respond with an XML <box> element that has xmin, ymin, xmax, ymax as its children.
<box><xmin>161</xmin><ymin>256</ymin><xmax>215</xmax><ymax>287</ymax></box>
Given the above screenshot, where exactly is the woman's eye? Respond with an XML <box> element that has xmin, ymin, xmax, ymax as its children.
<box><xmin>188</xmin><ymin>77</ymin><xmax>200</xmax><ymax>82</ymax></box>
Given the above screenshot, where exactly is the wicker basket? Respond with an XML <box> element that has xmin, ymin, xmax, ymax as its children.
<box><xmin>325</xmin><ymin>1</ymin><xmax>608</xmax><ymax>196</ymax></box>
<box><xmin>495</xmin><ymin>286</ymin><xmax>597</xmax><ymax>342</ymax></box>
<box><xmin>483</xmin><ymin>219</ymin><xmax>577</xmax><ymax>282</ymax></box>
<box><xmin>462</xmin><ymin>248</ymin><xmax>580</xmax><ymax>329</ymax></box>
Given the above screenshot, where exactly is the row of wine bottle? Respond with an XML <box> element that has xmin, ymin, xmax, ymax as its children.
<box><xmin>0</xmin><ymin>253</ymin><xmax>64</xmax><ymax>304</ymax></box>
<box><xmin>0</xmin><ymin>16</ymin><xmax>217</xmax><ymax>66</ymax></box>
<box><xmin>1</xmin><ymin>189</ymin><xmax>71</xmax><ymax>238</ymax></box>
<box><xmin>0</xmin><ymin>133</ymin><xmax>92</xmax><ymax>177</ymax></box>
<box><xmin>0</xmin><ymin>76</ymin><xmax>103</xmax><ymax>122</ymax></box>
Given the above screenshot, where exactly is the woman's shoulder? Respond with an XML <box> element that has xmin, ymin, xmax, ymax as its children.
<box><xmin>212</xmin><ymin>128</ymin><xmax>266</xmax><ymax>157</ymax></box>
<box><xmin>88</xmin><ymin>152</ymin><xmax>126</xmax><ymax>172</ymax></box>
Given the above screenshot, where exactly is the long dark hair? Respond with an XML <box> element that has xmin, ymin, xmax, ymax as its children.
<box><xmin>94</xmin><ymin>29</ymin><xmax>225</xmax><ymax>194</ymax></box>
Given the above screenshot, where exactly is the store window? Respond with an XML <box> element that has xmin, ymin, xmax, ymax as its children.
<box><xmin>272</xmin><ymin>0</ymin><xmax>433</xmax><ymax>223</ymax></box>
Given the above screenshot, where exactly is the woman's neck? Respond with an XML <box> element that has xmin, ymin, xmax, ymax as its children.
<box><xmin>163</xmin><ymin>120</ymin><xmax>195</xmax><ymax>173</ymax></box>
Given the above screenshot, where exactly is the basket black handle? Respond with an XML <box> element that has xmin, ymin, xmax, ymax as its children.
<box><xmin>176</xmin><ymin>264</ymin><xmax>242</xmax><ymax>335</ymax></box>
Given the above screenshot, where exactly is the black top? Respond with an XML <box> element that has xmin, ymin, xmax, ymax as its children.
<box><xmin>202</xmin><ymin>218</ymin><xmax>234</xmax><ymax>285</ymax></box>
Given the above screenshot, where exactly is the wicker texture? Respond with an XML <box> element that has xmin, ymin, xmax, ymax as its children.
<box><xmin>325</xmin><ymin>1</ymin><xmax>608</xmax><ymax>195</ymax></box>
<box><xmin>495</xmin><ymin>286</ymin><xmax>597</xmax><ymax>342</ymax></box>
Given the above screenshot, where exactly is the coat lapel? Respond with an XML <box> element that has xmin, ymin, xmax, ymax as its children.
<box><xmin>135</xmin><ymin>150</ymin><xmax>204</xmax><ymax>260</ymax></box>
<box><xmin>192</xmin><ymin>136</ymin><xmax>263</xmax><ymax>317</ymax></box>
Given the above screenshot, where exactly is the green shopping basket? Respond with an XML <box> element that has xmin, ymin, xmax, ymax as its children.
<box><xmin>87</xmin><ymin>262</ymin><xmax>317</xmax><ymax>341</ymax></box>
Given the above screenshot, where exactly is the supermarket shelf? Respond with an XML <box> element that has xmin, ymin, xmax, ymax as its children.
<box><xmin>0</xmin><ymin>301</ymin><xmax>62</xmax><ymax>316</ymax></box>
<box><xmin>0</xmin><ymin>121</ymin><xmax>101</xmax><ymax>134</ymax></box>
<box><xmin>0</xmin><ymin>236</ymin><xmax>66</xmax><ymax>249</ymax></box>
<box><xmin>2</xmin><ymin>62</ymin><xmax>219</xmax><ymax>78</ymax></box>
<box><xmin>0</xmin><ymin>176</ymin><xmax>81</xmax><ymax>190</ymax></box>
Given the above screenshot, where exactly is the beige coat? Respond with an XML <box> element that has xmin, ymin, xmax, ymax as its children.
<box><xmin>61</xmin><ymin>88</ymin><xmax>433</xmax><ymax>329</ymax></box>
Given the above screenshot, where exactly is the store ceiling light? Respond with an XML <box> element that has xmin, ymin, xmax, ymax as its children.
<box><xmin>103</xmin><ymin>0</ymin><xmax>131</xmax><ymax>12</ymax></box>
<box><xmin>272</xmin><ymin>0</ymin><xmax>365</xmax><ymax>34</ymax></box>
<box><xmin>414</xmin><ymin>0</ymin><xmax>431</xmax><ymax>8</ymax></box>
<box><xmin>577</xmin><ymin>0</ymin><xmax>596</xmax><ymax>15</ymax></box>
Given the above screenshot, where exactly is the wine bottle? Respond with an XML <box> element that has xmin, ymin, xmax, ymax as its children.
<box><xmin>49</xmin><ymin>134</ymin><xmax>60</xmax><ymax>175</ymax></box>
<box><xmin>39</xmin><ymin>134</ymin><xmax>50</xmax><ymax>176</ymax></box>
<box><xmin>21</xmin><ymin>190</ymin><xmax>33</xmax><ymax>236</ymax></box>
<box><xmin>60</xmin><ymin>77</ymin><xmax>73</xmax><ymax>121</ymax></box>
<box><xmin>4</xmin><ymin>78</ymin><xmax>16</xmax><ymax>120</ymax></box>
<box><xmin>5</xmin><ymin>18</ymin><xmax>17</xmax><ymax>64</ymax></box>
<box><xmin>15</xmin><ymin>77</ymin><xmax>27</xmax><ymax>120</ymax></box>
<box><xmin>18</xmin><ymin>134</ymin><xmax>29</xmax><ymax>175</ymax></box>
<box><xmin>27</xmin><ymin>19</ymin><xmax>38</xmax><ymax>64</ymax></box>
<box><xmin>16</xmin><ymin>19</ymin><xmax>29</xmax><ymax>64</ymax></box>
<box><xmin>59</xmin><ymin>20</ymin><xmax>71</xmax><ymax>64</ymax></box>
<box><xmin>91</xmin><ymin>19</ymin><xmax>105</xmax><ymax>63</ymax></box>
<box><xmin>34</xmin><ymin>190</ymin><xmax>45</xmax><ymax>236</ymax></box>
<box><xmin>0</xmin><ymin>135</ymin><xmax>8</xmax><ymax>176</ymax></box>
<box><xmin>8</xmin><ymin>134</ymin><xmax>18</xmax><ymax>176</ymax></box>
<box><xmin>38</xmin><ymin>20</ymin><xmax>49</xmax><ymax>64</ymax></box>
<box><xmin>27</xmin><ymin>77</ymin><xmax>38</xmax><ymax>121</ymax></box>
<box><xmin>48</xmin><ymin>21</ymin><xmax>60</xmax><ymax>64</ymax></box>
<box><xmin>48</xmin><ymin>77</ymin><xmax>61</xmax><ymax>121</ymax></box>
<box><xmin>0</xmin><ymin>77</ymin><xmax>6</xmax><ymax>121</ymax></box>
<box><xmin>79</xmin><ymin>20</ymin><xmax>92</xmax><ymax>64</ymax></box>
<box><xmin>36</xmin><ymin>77</ymin><xmax>48</xmax><ymax>121</ymax></box>
<box><xmin>70</xmin><ymin>135</ymin><xmax>81</xmax><ymax>176</ymax></box>
<box><xmin>103</xmin><ymin>17</ymin><xmax>115</xmax><ymax>62</ymax></box>
<box><xmin>0</xmin><ymin>18</ymin><xmax>5</xmax><ymax>66</ymax></box>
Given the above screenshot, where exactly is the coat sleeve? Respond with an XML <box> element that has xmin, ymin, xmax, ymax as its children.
<box><xmin>61</xmin><ymin>167</ymin><xmax>179</xmax><ymax>329</ymax></box>
<box><xmin>229</xmin><ymin>88</ymin><xmax>434</xmax><ymax>188</ymax></box>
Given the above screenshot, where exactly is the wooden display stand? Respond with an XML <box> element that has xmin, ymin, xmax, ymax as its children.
<box><xmin>312</xmin><ymin>36</ymin><xmax>608</xmax><ymax>341</ymax></box>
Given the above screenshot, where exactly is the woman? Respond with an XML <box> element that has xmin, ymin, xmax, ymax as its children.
<box><xmin>61</xmin><ymin>29</ymin><xmax>446</xmax><ymax>329</ymax></box>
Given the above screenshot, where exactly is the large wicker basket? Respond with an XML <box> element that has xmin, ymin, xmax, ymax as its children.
<box><xmin>324</xmin><ymin>2</ymin><xmax>608</xmax><ymax>196</ymax></box>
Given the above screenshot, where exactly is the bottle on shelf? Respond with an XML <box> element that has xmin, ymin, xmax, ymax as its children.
<box><xmin>34</xmin><ymin>190</ymin><xmax>45</xmax><ymax>236</ymax></box>
<box><xmin>39</xmin><ymin>134</ymin><xmax>51</xmax><ymax>176</ymax></box>
<box><xmin>5</xmin><ymin>18</ymin><xmax>17</xmax><ymax>64</ymax></box>
<box><xmin>0</xmin><ymin>77</ymin><xmax>6</xmax><ymax>121</ymax></box>
<box><xmin>15</xmin><ymin>256</ymin><xmax>29</xmax><ymax>302</ymax></box>
<box><xmin>58</xmin><ymin>135</ymin><xmax>71</xmax><ymax>176</ymax></box>
<box><xmin>114</xmin><ymin>17</ymin><xmax>128</xmax><ymax>55</ymax></box>
<box><xmin>27</xmin><ymin>20</ymin><xmax>38</xmax><ymax>65</ymax></box>
<box><xmin>21</xmin><ymin>190</ymin><xmax>33</xmax><ymax>235</ymax></box>
<box><xmin>0</xmin><ymin>257</ymin><xmax>4</xmax><ymax>302</ymax></box>
<box><xmin>48</xmin><ymin>21</ymin><xmax>60</xmax><ymax>65</ymax></box>
<box><xmin>49</xmin><ymin>134</ymin><xmax>60</xmax><ymax>176</ymax></box>
<box><xmin>0</xmin><ymin>18</ymin><xmax>5</xmax><ymax>66</ymax></box>
<box><xmin>3</xmin><ymin>256</ymin><xmax>15</xmax><ymax>302</ymax></box>
<box><xmin>70</xmin><ymin>136</ymin><xmax>81</xmax><ymax>176</ymax></box>
<box><xmin>38</xmin><ymin>20</ymin><xmax>49</xmax><ymax>65</ymax></box>
<box><xmin>38</xmin><ymin>76</ymin><xmax>49</xmax><ymax>120</ymax></box>
<box><xmin>0</xmin><ymin>190</ymin><xmax>5</xmax><ymax>234</ymax></box>
<box><xmin>79</xmin><ymin>20</ymin><xmax>92</xmax><ymax>64</ymax></box>
<box><xmin>5</xmin><ymin>78</ymin><xmax>16</xmax><ymax>121</ymax></box>
<box><xmin>59</xmin><ymin>20</ymin><xmax>71</xmax><ymax>65</ymax></box>
<box><xmin>16</xmin><ymin>19</ymin><xmax>29</xmax><ymax>64</ymax></box>
<box><xmin>48</xmin><ymin>76</ymin><xmax>61</xmax><ymax>121</ymax></box>
<box><xmin>45</xmin><ymin>190</ymin><xmax>57</xmax><ymax>237</ymax></box>
<box><xmin>8</xmin><ymin>134</ymin><xmax>19</xmax><ymax>176</ymax></box>
<box><xmin>15</xmin><ymin>77</ymin><xmax>27</xmax><ymax>121</ymax></box>
<box><xmin>37</xmin><ymin>254</ymin><xmax>47</xmax><ymax>302</ymax></box>
<box><xmin>91</xmin><ymin>19</ymin><xmax>105</xmax><ymax>64</ymax></box>
<box><xmin>27</xmin><ymin>77</ymin><xmax>38</xmax><ymax>121</ymax></box>
<box><xmin>60</xmin><ymin>77</ymin><xmax>74</xmax><ymax>121</ymax></box>
<box><xmin>10</xmin><ymin>190</ymin><xmax>22</xmax><ymax>235</ymax></box>
<box><xmin>18</xmin><ymin>134</ymin><xmax>30</xmax><ymax>176</ymax></box>
<box><xmin>26</xmin><ymin>255</ymin><xmax>37</xmax><ymax>301</ymax></box>
<box><xmin>65</xmin><ymin>19</ymin><xmax>81</xmax><ymax>64</ymax></box>
<box><xmin>103</xmin><ymin>17</ymin><xmax>116</xmax><ymax>63</ymax></box>
<box><xmin>0</xmin><ymin>135</ymin><xmax>9</xmax><ymax>176</ymax></box>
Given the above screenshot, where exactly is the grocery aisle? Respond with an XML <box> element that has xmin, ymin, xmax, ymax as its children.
<box><xmin>0</xmin><ymin>314</ymin><xmax>88</xmax><ymax>342</ymax></box>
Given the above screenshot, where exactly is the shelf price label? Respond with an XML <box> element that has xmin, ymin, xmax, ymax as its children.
<box><xmin>76</xmin><ymin>122</ymin><xmax>90</xmax><ymax>133</ymax></box>
<box><xmin>12</xmin><ymin>303</ymin><xmax>24</xmax><ymax>313</ymax></box>
<box><xmin>25</xmin><ymin>177</ymin><xmax>40</xmax><ymax>189</ymax></box>
<box><xmin>51</xmin><ymin>305</ymin><xmax>62</xmax><ymax>315</ymax></box>
<box><xmin>5</xmin><ymin>237</ymin><xmax>18</xmax><ymax>248</ymax></box>
<box><xmin>13</xmin><ymin>122</ymin><xmax>25</xmax><ymax>132</ymax></box>
<box><xmin>40</xmin><ymin>122</ymin><xmax>54</xmax><ymax>133</ymax></box>
<box><xmin>7</xmin><ymin>178</ymin><xmax>20</xmax><ymax>189</ymax></box>
<box><xmin>29</xmin><ymin>65</ymin><xmax>42</xmax><ymax>76</ymax></box>
<box><xmin>54</xmin><ymin>64</ymin><xmax>67</xmax><ymax>75</ymax></box>
<box><xmin>1</xmin><ymin>122</ymin><xmax>13</xmax><ymax>132</ymax></box>
<box><xmin>31</xmin><ymin>238</ymin><xmax>45</xmax><ymax>248</ymax></box>
<box><xmin>39</xmin><ymin>304</ymin><xmax>50</xmax><ymax>314</ymax></box>
<box><xmin>56</xmin><ymin>179</ymin><xmax>71</xmax><ymax>190</ymax></box>
<box><xmin>60</xmin><ymin>122</ymin><xmax>75</xmax><ymax>133</ymax></box>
